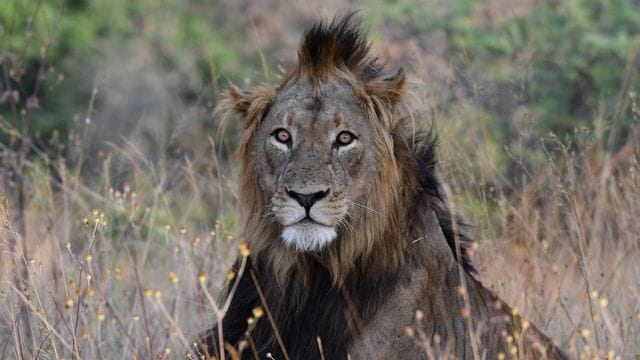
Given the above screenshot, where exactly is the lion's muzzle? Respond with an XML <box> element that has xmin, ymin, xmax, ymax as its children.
<box><xmin>272</xmin><ymin>187</ymin><xmax>341</xmax><ymax>252</ymax></box>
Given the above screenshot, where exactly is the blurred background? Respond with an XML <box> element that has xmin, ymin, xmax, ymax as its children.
<box><xmin>1</xmin><ymin>0</ymin><xmax>639</xmax><ymax>358</ymax></box>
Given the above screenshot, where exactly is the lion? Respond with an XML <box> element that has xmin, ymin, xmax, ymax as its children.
<box><xmin>198</xmin><ymin>13</ymin><xmax>568</xmax><ymax>360</ymax></box>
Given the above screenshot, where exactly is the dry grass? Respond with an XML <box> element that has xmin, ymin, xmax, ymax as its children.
<box><xmin>436</xmin><ymin>97</ymin><xmax>640</xmax><ymax>359</ymax></box>
<box><xmin>458</xmin><ymin>133</ymin><xmax>640</xmax><ymax>359</ymax></box>
<box><xmin>0</xmin><ymin>134</ymin><xmax>242</xmax><ymax>358</ymax></box>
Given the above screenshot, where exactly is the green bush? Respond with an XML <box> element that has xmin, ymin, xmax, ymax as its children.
<box><xmin>369</xmin><ymin>0</ymin><xmax>640</xmax><ymax>145</ymax></box>
<box><xmin>0</xmin><ymin>0</ymin><xmax>247</xmax><ymax>153</ymax></box>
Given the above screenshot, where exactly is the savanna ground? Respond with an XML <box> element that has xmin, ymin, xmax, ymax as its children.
<box><xmin>1</xmin><ymin>1</ymin><xmax>639</xmax><ymax>359</ymax></box>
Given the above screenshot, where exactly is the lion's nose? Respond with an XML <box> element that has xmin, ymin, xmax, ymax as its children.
<box><xmin>286</xmin><ymin>188</ymin><xmax>330</xmax><ymax>211</ymax></box>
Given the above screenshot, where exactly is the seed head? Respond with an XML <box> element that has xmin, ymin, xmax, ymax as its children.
<box><xmin>506</xmin><ymin>335</ymin><xmax>513</xmax><ymax>343</ymax></box>
<box><xmin>403</xmin><ymin>326</ymin><xmax>415</xmax><ymax>337</ymax></box>
<box><xmin>197</xmin><ymin>272</ymin><xmax>207</xmax><ymax>284</ymax></box>
<box><xmin>460</xmin><ymin>307</ymin><xmax>471</xmax><ymax>319</ymax></box>
<box><xmin>226</xmin><ymin>269</ymin><xmax>235</xmax><ymax>280</ymax></box>
<box><xmin>239</xmin><ymin>241</ymin><xmax>250</xmax><ymax>257</ymax></box>
<box><xmin>252</xmin><ymin>306</ymin><xmax>264</xmax><ymax>319</ymax></box>
<box><xmin>169</xmin><ymin>272</ymin><xmax>178</xmax><ymax>284</ymax></box>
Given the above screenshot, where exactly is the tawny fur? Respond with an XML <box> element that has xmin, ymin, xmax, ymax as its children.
<box><xmin>200</xmin><ymin>13</ymin><xmax>567</xmax><ymax>360</ymax></box>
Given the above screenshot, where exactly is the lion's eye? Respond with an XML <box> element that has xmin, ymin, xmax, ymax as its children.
<box><xmin>336</xmin><ymin>131</ymin><xmax>356</xmax><ymax>146</ymax></box>
<box><xmin>273</xmin><ymin>128</ymin><xmax>291</xmax><ymax>144</ymax></box>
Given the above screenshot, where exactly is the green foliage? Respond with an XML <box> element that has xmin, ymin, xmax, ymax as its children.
<box><xmin>0</xmin><ymin>0</ymin><xmax>246</xmax><ymax>151</ymax></box>
<box><xmin>369</xmin><ymin>0</ymin><xmax>640</xmax><ymax>143</ymax></box>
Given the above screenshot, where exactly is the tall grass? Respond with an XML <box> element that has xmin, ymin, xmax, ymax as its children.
<box><xmin>439</xmin><ymin>98</ymin><xmax>640</xmax><ymax>358</ymax></box>
<box><xmin>0</xmin><ymin>129</ymin><xmax>242</xmax><ymax>358</ymax></box>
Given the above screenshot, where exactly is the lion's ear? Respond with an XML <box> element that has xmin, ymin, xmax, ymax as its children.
<box><xmin>219</xmin><ymin>84</ymin><xmax>275</xmax><ymax>129</ymax></box>
<box><xmin>222</xmin><ymin>84</ymin><xmax>254</xmax><ymax>117</ymax></box>
<box><xmin>366</xmin><ymin>68</ymin><xmax>406</xmax><ymax>107</ymax></box>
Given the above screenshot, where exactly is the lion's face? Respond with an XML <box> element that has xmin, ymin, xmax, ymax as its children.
<box><xmin>251</xmin><ymin>78</ymin><xmax>379</xmax><ymax>252</ymax></box>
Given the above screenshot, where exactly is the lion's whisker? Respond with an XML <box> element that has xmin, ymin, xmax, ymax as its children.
<box><xmin>337</xmin><ymin>217</ymin><xmax>354</xmax><ymax>233</ymax></box>
<box><xmin>352</xmin><ymin>202</ymin><xmax>383</xmax><ymax>216</ymax></box>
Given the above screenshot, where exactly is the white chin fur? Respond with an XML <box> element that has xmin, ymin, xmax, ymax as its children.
<box><xmin>282</xmin><ymin>222</ymin><xmax>337</xmax><ymax>252</ymax></box>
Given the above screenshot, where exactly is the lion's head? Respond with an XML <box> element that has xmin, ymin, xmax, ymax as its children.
<box><xmin>220</xmin><ymin>14</ymin><xmax>468</xmax><ymax>290</ymax></box>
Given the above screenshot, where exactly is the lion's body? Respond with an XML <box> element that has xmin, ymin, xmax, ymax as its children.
<box><xmin>200</xmin><ymin>14</ymin><xmax>567</xmax><ymax>359</ymax></box>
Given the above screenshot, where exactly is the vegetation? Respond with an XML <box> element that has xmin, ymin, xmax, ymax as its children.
<box><xmin>1</xmin><ymin>0</ymin><xmax>638</xmax><ymax>358</ymax></box>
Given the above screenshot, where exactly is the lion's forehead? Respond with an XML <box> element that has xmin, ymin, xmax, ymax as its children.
<box><xmin>266</xmin><ymin>79</ymin><xmax>365</xmax><ymax>127</ymax></box>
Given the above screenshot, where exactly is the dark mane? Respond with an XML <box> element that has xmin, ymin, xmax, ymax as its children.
<box><xmin>296</xmin><ymin>12</ymin><xmax>384</xmax><ymax>80</ymax></box>
<box><xmin>409</xmin><ymin>132</ymin><xmax>476</xmax><ymax>273</ymax></box>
